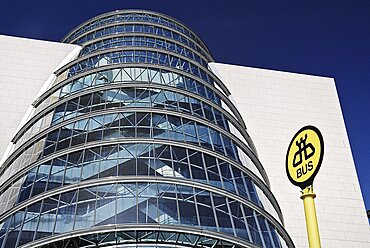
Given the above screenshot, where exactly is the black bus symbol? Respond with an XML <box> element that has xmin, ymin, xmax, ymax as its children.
<box><xmin>293</xmin><ymin>134</ymin><xmax>315</xmax><ymax>167</ymax></box>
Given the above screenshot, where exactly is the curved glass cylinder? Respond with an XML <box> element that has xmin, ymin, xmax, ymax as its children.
<box><xmin>32</xmin><ymin>228</ymin><xmax>260</xmax><ymax>248</ymax></box>
<box><xmin>73</xmin><ymin>24</ymin><xmax>210</xmax><ymax>59</ymax></box>
<box><xmin>13</xmin><ymin>86</ymin><xmax>251</xmax><ymax>162</ymax></box>
<box><xmin>79</xmin><ymin>35</ymin><xmax>209</xmax><ymax>66</ymax></box>
<box><xmin>0</xmin><ymin>110</ymin><xmax>265</xmax><ymax>188</ymax></box>
<box><xmin>0</xmin><ymin>143</ymin><xmax>281</xmax><ymax>222</ymax></box>
<box><xmin>0</xmin><ymin>182</ymin><xmax>286</xmax><ymax>248</ymax></box>
<box><xmin>0</xmin><ymin>9</ymin><xmax>294</xmax><ymax>248</ymax></box>
<box><xmin>22</xmin><ymin>66</ymin><xmax>245</xmax><ymax>146</ymax></box>
<box><xmin>30</xmin><ymin>66</ymin><xmax>236</xmax><ymax>125</ymax></box>
<box><xmin>62</xmin><ymin>10</ymin><xmax>211</xmax><ymax>56</ymax></box>
<box><xmin>64</xmin><ymin>49</ymin><xmax>214</xmax><ymax>85</ymax></box>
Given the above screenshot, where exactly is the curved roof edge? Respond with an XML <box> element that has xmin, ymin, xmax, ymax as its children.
<box><xmin>61</xmin><ymin>9</ymin><xmax>214</xmax><ymax>59</ymax></box>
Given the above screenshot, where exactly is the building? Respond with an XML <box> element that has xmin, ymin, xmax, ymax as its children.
<box><xmin>0</xmin><ymin>9</ymin><xmax>368</xmax><ymax>248</ymax></box>
<box><xmin>209</xmin><ymin>63</ymin><xmax>370</xmax><ymax>247</ymax></box>
<box><xmin>0</xmin><ymin>10</ymin><xmax>293</xmax><ymax>248</ymax></box>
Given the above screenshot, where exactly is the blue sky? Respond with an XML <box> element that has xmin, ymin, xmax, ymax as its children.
<box><xmin>1</xmin><ymin>0</ymin><xmax>369</xmax><ymax>211</ymax></box>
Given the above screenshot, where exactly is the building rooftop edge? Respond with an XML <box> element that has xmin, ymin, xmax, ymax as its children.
<box><xmin>209</xmin><ymin>61</ymin><xmax>335</xmax><ymax>81</ymax></box>
<box><xmin>60</xmin><ymin>9</ymin><xmax>213</xmax><ymax>58</ymax></box>
<box><xmin>0</xmin><ymin>34</ymin><xmax>80</xmax><ymax>48</ymax></box>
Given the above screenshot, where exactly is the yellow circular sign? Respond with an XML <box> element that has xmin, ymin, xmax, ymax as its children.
<box><xmin>286</xmin><ymin>126</ymin><xmax>324</xmax><ymax>189</ymax></box>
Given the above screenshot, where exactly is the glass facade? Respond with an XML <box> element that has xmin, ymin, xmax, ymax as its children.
<box><xmin>0</xmin><ymin>10</ymin><xmax>294</xmax><ymax>248</ymax></box>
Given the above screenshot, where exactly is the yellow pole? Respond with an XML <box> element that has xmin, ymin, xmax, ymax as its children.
<box><xmin>300</xmin><ymin>185</ymin><xmax>321</xmax><ymax>248</ymax></box>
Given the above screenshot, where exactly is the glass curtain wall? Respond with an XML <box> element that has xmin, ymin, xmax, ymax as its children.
<box><xmin>0</xmin><ymin>10</ymin><xmax>294</xmax><ymax>248</ymax></box>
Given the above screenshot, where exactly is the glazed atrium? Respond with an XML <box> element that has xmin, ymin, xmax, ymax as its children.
<box><xmin>1</xmin><ymin>7</ymin><xmax>370</xmax><ymax>248</ymax></box>
<box><xmin>0</xmin><ymin>10</ymin><xmax>293</xmax><ymax>248</ymax></box>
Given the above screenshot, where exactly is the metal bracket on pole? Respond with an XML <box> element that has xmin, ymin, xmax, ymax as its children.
<box><xmin>300</xmin><ymin>185</ymin><xmax>321</xmax><ymax>248</ymax></box>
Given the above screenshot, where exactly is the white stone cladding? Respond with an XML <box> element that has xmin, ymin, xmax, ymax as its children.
<box><xmin>0</xmin><ymin>35</ymin><xmax>80</xmax><ymax>162</ymax></box>
<box><xmin>0</xmin><ymin>32</ymin><xmax>368</xmax><ymax>247</ymax></box>
<box><xmin>209</xmin><ymin>62</ymin><xmax>370</xmax><ymax>248</ymax></box>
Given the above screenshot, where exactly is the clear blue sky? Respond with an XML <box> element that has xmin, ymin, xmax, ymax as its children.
<box><xmin>1</xmin><ymin>0</ymin><xmax>369</xmax><ymax>210</ymax></box>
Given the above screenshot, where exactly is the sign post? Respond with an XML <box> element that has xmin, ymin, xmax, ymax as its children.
<box><xmin>301</xmin><ymin>186</ymin><xmax>321</xmax><ymax>247</ymax></box>
<box><xmin>286</xmin><ymin>125</ymin><xmax>324</xmax><ymax>248</ymax></box>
